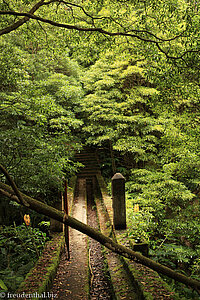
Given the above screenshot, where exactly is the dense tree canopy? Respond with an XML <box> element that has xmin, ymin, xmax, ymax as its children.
<box><xmin>0</xmin><ymin>0</ymin><xmax>200</xmax><ymax>298</ymax></box>
<box><xmin>0</xmin><ymin>0</ymin><xmax>200</xmax><ymax>63</ymax></box>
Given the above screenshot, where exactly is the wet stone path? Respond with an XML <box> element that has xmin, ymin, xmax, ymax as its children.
<box><xmin>51</xmin><ymin>179</ymin><xmax>88</xmax><ymax>299</ymax></box>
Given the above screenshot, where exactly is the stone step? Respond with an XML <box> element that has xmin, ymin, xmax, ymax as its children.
<box><xmin>77</xmin><ymin>173</ymin><xmax>100</xmax><ymax>178</ymax></box>
<box><xmin>77</xmin><ymin>159</ymin><xmax>99</xmax><ymax>165</ymax></box>
<box><xmin>75</xmin><ymin>148</ymin><xmax>101</xmax><ymax>178</ymax></box>
<box><xmin>75</xmin><ymin>152</ymin><xmax>97</xmax><ymax>157</ymax></box>
<box><xmin>79</xmin><ymin>165</ymin><xmax>100</xmax><ymax>170</ymax></box>
<box><xmin>75</xmin><ymin>157</ymin><xmax>97</xmax><ymax>162</ymax></box>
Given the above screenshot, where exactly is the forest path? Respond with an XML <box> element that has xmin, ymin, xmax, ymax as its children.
<box><xmin>50</xmin><ymin>178</ymin><xmax>88</xmax><ymax>299</ymax></box>
<box><xmin>49</xmin><ymin>148</ymin><xmax>178</xmax><ymax>299</ymax></box>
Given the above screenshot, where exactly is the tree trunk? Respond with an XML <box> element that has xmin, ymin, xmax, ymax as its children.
<box><xmin>0</xmin><ymin>181</ymin><xmax>199</xmax><ymax>292</ymax></box>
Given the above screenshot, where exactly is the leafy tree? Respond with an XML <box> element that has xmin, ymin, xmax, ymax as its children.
<box><xmin>0</xmin><ymin>37</ymin><xmax>83</xmax><ymax>202</ymax></box>
<box><xmin>80</xmin><ymin>50</ymin><xmax>162</xmax><ymax>173</ymax></box>
<box><xmin>0</xmin><ymin>0</ymin><xmax>200</xmax><ymax>69</ymax></box>
<box><xmin>0</xmin><ymin>1</ymin><xmax>200</xmax><ymax>298</ymax></box>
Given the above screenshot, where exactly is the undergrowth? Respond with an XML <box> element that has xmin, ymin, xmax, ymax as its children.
<box><xmin>0</xmin><ymin>223</ymin><xmax>49</xmax><ymax>292</ymax></box>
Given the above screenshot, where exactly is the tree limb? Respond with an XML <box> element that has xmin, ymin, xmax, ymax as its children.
<box><xmin>0</xmin><ymin>180</ymin><xmax>199</xmax><ymax>293</ymax></box>
<box><xmin>0</xmin><ymin>0</ymin><xmax>46</xmax><ymax>36</ymax></box>
<box><xmin>155</xmin><ymin>42</ymin><xmax>200</xmax><ymax>60</ymax></box>
<box><xmin>0</xmin><ymin>10</ymin><xmax>184</xmax><ymax>43</ymax></box>
<box><xmin>0</xmin><ymin>9</ymin><xmax>198</xmax><ymax>61</ymax></box>
<box><xmin>0</xmin><ymin>165</ymin><xmax>29</xmax><ymax>207</ymax></box>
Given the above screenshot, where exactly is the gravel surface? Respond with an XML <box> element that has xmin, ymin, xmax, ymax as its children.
<box><xmin>87</xmin><ymin>178</ymin><xmax>113</xmax><ymax>300</ymax></box>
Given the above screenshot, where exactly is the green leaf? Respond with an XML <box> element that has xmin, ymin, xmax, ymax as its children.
<box><xmin>0</xmin><ymin>279</ymin><xmax>8</xmax><ymax>291</ymax></box>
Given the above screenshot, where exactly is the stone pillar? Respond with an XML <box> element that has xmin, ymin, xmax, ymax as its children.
<box><xmin>112</xmin><ymin>173</ymin><xmax>126</xmax><ymax>230</ymax></box>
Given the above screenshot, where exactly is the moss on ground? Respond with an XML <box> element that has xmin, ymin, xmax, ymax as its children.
<box><xmin>17</xmin><ymin>233</ymin><xmax>65</xmax><ymax>299</ymax></box>
<box><xmin>95</xmin><ymin>191</ymin><xmax>140</xmax><ymax>299</ymax></box>
<box><xmin>96</xmin><ymin>174</ymin><xmax>180</xmax><ymax>299</ymax></box>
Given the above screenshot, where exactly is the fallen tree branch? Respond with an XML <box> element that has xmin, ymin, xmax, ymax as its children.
<box><xmin>0</xmin><ymin>181</ymin><xmax>199</xmax><ymax>293</ymax></box>
<box><xmin>0</xmin><ymin>164</ymin><xmax>29</xmax><ymax>207</ymax></box>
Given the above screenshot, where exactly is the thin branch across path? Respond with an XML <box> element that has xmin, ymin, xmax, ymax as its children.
<box><xmin>0</xmin><ymin>180</ymin><xmax>200</xmax><ymax>293</ymax></box>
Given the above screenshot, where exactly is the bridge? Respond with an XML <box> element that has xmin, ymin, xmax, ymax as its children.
<box><xmin>9</xmin><ymin>148</ymin><xmax>199</xmax><ymax>299</ymax></box>
<box><xmin>49</xmin><ymin>148</ymin><xmax>178</xmax><ymax>299</ymax></box>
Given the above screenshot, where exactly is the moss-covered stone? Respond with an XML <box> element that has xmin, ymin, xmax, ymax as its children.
<box><xmin>96</xmin><ymin>174</ymin><xmax>180</xmax><ymax>299</ymax></box>
<box><xmin>17</xmin><ymin>233</ymin><xmax>65</xmax><ymax>299</ymax></box>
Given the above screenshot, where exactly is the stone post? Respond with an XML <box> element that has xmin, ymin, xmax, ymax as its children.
<box><xmin>112</xmin><ymin>173</ymin><xmax>126</xmax><ymax>230</ymax></box>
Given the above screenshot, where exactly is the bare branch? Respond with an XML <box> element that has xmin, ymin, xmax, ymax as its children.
<box><xmin>0</xmin><ymin>188</ymin><xmax>20</xmax><ymax>203</ymax></box>
<box><xmin>155</xmin><ymin>42</ymin><xmax>200</xmax><ymax>60</ymax></box>
<box><xmin>0</xmin><ymin>9</ymin><xmax>185</xmax><ymax>43</ymax></box>
<box><xmin>0</xmin><ymin>10</ymin><xmax>179</xmax><ymax>43</ymax></box>
<box><xmin>0</xmin><ymin>0</ymin><xmax>46</xmax><ymax>36</ymax></box>
<box><xmin>36</xmin><ymin>19</ymin><xmax>49</xmax><ymax>45</ymax></box>
<box><xmin>60</xmin><ymin>0</ymin><xmax>99</xmax><ymax>21</ymax></box>
<box><xmin>0</xmin><ymin>4</ymin><xmax>199</xmax><ymax>61</ymax></box>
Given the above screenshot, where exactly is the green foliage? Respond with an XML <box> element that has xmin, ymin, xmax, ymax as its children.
<box><xmin>79</xmin><ymin>25</ymin><xmax>200</xmax><ymax>298</ymax></box>
<box><xmin>0</xmin><ymin>38</ymin><xmax>84</xmax><ymax>201</ymax></box>
<box><xmin>0</xmin><ymin>224</ymin><xmax>49</xmax><ymax>292</ymax></box>
<box><xmin>127</xmin><ymin>168</ymin><xmax>194</xmax><ymax>214</ymax></box>
<box><xmin>0</xmin><ymin>1</ymin><xmax>200</xmax><ymax>298</ymax></box>
<box><xmin>81</xmin><ymin>52</ymin><xmax>161</xmax><ymax>168</ymax></box>
<box><xmin>126</xmin><ymin>167</ymin><xmax>200</xmax><ymax>291</ymax></box>
<box><xmin>126</xmin><ymin>206</ymin><xmax>153</xmax><ymax>241</ymax></box>
<box><xmin>0</xmin><ymin>279</ymin><xmax>8</xmax><ymax>292</ymax></box>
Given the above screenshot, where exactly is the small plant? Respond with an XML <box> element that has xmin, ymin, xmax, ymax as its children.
<box><xmin>127</xmin><ymin>209</ymin><xmax>152</xmax><ymax>242</ymax></box>
<box><xmin>0</xmin><ymin>222</ymin><xmax>49</xmax><ymax>292</ymax></box>
<box><xmin>38</xmin><ymin>221</ymin><xmax>51</xmax><ymax>237</ymax></box>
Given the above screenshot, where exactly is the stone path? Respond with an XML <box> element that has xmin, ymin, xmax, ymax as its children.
<box><xmin>51</xmin><ymin>179</ymin><xmax>88</xmax><ymax>299</ymax></box>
